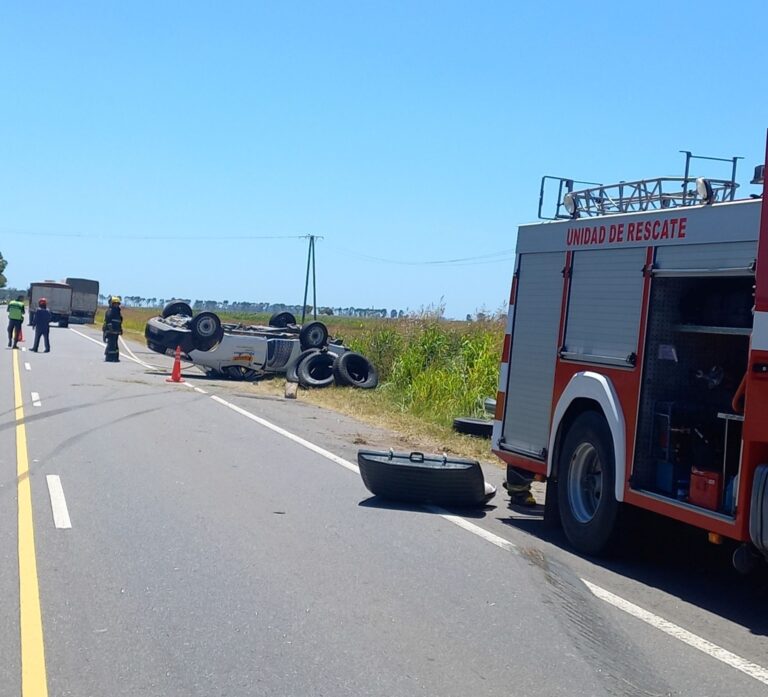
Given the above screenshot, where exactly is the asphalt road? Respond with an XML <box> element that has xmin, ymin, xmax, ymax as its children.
<box><xmin>2</xmin><ymin>325</ymin><xmax>767</xmax><ymax>696</ymax></box>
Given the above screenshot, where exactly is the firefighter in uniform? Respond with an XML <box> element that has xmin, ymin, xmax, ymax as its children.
<box><xmin>103</xmin><ymin>295</ymin><xmax>123</xmax><ymax>362</ymax></box>
<box><xmin>504</xmin><ymin>467</ymin><xmax>536</xmax><ymax>507</ymax></box>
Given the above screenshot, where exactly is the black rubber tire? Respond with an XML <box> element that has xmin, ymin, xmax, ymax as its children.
<box><xmin>190</xmin><ymin>312</ymin><xmax>223</xmax><ymax>352</ymax></box>
<box><xmin>162</xmin><ymin>300</ymin><xmax>193</xmax><ymax>318</ymax></box>
<box><xmin>332</xmin><ymin>352</ymin><xmax>379</xmax><ymax>389</ymax></box>
<box><xmin>297</xmin><ymin>351</ymin><xmax>335</xmax><ymax>388</ymax></box>
<box><xmin>225</xmin><ymin>365</ymin><xmax>258</xmax><ymax>381</ymax></box>
<box><xmin>269</xmin><ymin>311</ymin><xmax>297</xmax><ymax>328</ymax></box>
<box><xmin>285</xmin><ymin>348</ymin><xmax>321</xmax><ymax>383</ymax></box>
<box><xmin>59</xmin><ymin>318</ymin><xmax>69</xmax><ymax>328</ymax></box>
<box><xmin>299</xmin><ymin>321</ymin><xmax>328</xmax><ymax>350</ymax></box>
<box><xmin>557</xmin><ymin>411</ymin><xmax>620</xmax><ymax>555</ymax></box>
<box><xmin>452</xmin><ymin>417</ymin><xmax>492</xmax><ymax>438</ymax></box>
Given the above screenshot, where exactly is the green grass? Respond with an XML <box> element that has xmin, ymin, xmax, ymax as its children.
<box><xmin>346</xmin><ymin>316</ymin><xmax>503</xmax><ymax>427</ymax></box>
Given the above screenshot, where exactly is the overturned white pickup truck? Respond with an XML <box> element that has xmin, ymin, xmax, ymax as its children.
<box><xmin>144</xmin><ymin>302</ymin><xmax>378</xmax><ymax>389</ymax></box>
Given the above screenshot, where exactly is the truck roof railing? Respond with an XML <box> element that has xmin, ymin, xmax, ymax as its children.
<box><xmin>539</xmin><ymin>176</ymin><xmax>739</xmax><ymax>220</ymax></box>
<box><xmin>538</xmin><ymin>151</ymin><xmax>744</xmax><ymax>220</ymax></box>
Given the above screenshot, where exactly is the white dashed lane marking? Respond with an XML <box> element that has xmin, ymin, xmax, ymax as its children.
<box><xmin>24</xmin><ymin>362</ymin><xmax>31</xmax><ymax>371</ymax></box>
<box><xmin>30</xmin><ymin>392</ymin><xmax>41</xmax><ymax>407</ymax></box>
<box><xmin>45</xmin><ymin>475</ymin><xmax>72</xmax><ymax>529</ymax></box>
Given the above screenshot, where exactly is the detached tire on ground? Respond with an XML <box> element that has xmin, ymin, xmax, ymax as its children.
<box><xmin>162</xmin><ymin>300</ymin><xmax>194</xmax><ymax>318</ymax></box>
<box><xmin>299</xmin><ymin>321</ymin><xmax>328</xmax><ymax>350</ymax></box>
<box><xmin>190</xmin><ymin>312</ymin><xmax>223</xmax><ymax>352</ymax></box>
<box><xmin>297</xmin><ymin>351</ymin><xmax>336</xmax><ymax>388</ymax></box>
<box><xmin>557</xmin><ymin>410</ymin><xmax>621</xmax><ymax>555</ymax></box>
<box><xmin>269</xmin><ymin>312</ymin><xmax>297</xmax><ymax>328</ymax></box>
<box><xmin>333</xmin><ymin>352</ymin><xmax>378</xmax><ymax>389</ymax></box>
<box><xmin>452</xmin><ymin>417</ymin><xmax>492</xmax><ymax>438</ymax></box>
<box><xmin>286</xmin><ymin>348</ymin><xmax>321</xmax><ymax>383</ymax></box>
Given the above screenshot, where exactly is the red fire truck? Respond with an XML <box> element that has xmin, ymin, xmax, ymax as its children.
<box><xmin>492</xmin><ymin>145</ymin><xmax>768</xmax><ymax>570</ymax></box>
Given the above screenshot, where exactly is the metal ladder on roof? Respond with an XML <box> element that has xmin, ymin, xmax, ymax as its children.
<box><xmin>539</xmin><ymin>152</ymin><xmax>742</xmax><ymax>220</ymax></box>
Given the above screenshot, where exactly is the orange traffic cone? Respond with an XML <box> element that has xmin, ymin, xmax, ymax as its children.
<box><xmin>17</xmin><ymin>325</ymin><xmax>24</xmax><ymax>343</ymax></box>
<box><xmin>166</xmin><ymin>346</ymin><xmax>184</xmax><ymax>383</ymax></box>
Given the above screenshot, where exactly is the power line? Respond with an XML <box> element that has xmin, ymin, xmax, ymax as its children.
<box><xmin>324</xmin><ymin>243</ymin><xmax>517</xmax><ymax>266</ymax></box>
<box><xmin>0</xmin><ymin>229</ymin><xmax>309</xmax><ymax>241</ymax></box>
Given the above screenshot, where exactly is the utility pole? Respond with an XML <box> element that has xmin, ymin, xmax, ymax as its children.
<box><xmin>301</xmin><ymin>235</ymin><xmax>321</xmax><ymax>323</ymax></box>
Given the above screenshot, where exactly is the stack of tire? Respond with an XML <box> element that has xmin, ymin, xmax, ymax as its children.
<box><xmin>273</xmin><ymin>313</ymin><xmax>378</xmax><ymax>391</ymax></box>
<box><xmin>287</xmin><ymin>348</ymin><xmax>379</xmax><ymax>390</ymax></box>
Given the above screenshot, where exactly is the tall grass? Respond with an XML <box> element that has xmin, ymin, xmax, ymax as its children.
<box><xmin>347</xmin><ymin>317</ymin><xmax>503</xmax><ymax>427</ymax></box>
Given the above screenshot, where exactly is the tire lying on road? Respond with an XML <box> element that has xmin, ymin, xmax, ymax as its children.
<box><xmin>162</xmin><ymin>300</ymin><xmax>194</xmax><ymax>318</ymax></box>
<box><xmin>299</xmin><ymin>321</ymin><xmax>328</xmax><ymax>350</ymax></box>
<box><xmin>286</xmin><ymin>348</ymin><xmax>321</xmax><ymax>383</ymax></box>
<box><xmin>452</xmin><ymin>417</ymin><xmax>493</xmax><ymax>438</ymax></box>
<box><xmin>333</xmin><ymin>352</ymin><xmax>379</xmax><ymax>389</ymax></box>
<box><xmin>297</xmin><ymin>351</ymin><xmax>336</xmax><ymax>388</ymax></box>
<box><xmin>190</xmin><ymin>311</ymin><xmax>224</xmax><ymax>352</ymax></box>
<box><xmin>269</xmin><ymin>311</ymin><xmax>297</xmax><ymax>328</ymax></box>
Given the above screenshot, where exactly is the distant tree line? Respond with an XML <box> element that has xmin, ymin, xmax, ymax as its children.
<box><xmin>98</xmin><ymin>294</ymin><xmax>404</xmax><ymax>318</ymax></box>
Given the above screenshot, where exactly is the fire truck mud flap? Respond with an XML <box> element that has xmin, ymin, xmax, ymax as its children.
<box><xmin>749</xmin><ymin>464</ymin><xmax>768</xmax><ymax>558</ymax></box>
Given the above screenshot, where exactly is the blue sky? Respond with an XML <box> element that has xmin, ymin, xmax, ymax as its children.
<box><xmin>1</xmin><ymin>1</ymin><xmax>766</xmax><ymax>318</ymax></box>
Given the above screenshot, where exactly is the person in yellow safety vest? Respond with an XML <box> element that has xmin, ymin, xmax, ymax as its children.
<box><xmin>6</xmin><ymin>295</ymin><xmax>25</xmax><ymax>348</ymax></box>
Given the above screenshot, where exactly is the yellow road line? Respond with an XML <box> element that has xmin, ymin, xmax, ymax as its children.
<box><xmin>13</xmin><ymin>350</ymin><xmax>49</xmax><ymax>696</ymax></box>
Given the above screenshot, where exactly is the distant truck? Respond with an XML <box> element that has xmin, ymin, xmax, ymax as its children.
<box><xmin>28</xmin><ymin>282</ymin><xmax>73</xmax><ymax>328</ymax></box>
<box><xmin>65</xmin><ymin>277</ymin><xmax>99</xmax><ymax>323</ymax></box>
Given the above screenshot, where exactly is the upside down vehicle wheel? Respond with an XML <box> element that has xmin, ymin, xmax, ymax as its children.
<box><xmin>269</xmin><ymin>312</ymin><xmax>297</xmax><ymax>328</ymax></box>
<box><xmin>162</xmin><ymin>300</ymin><xmax>193</xmax><ymax>318</ymax></box>
<box><xmin>190</xmin><ymin>312</ymin><xmax>223</xmax><ymax>351</ymax></box>
<box><xmin>557</xmin><ymin>411</ymin><xmax>620</xmax><ymax>556</ymax></box>
<box><xmin>299</xmin><ymin>321</ymin><xmax>328</xmax><ymax>350</ymax></box>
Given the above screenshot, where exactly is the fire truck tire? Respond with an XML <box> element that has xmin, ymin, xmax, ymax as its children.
<box><xmin>557</xmin><ymin>411</ymin><xmax>620</xmax><ymax>555</ymax></box>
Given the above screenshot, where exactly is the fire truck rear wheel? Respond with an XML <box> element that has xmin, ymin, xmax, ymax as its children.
<box><xmin>557</xmin><ymin>411</ymin><xmax>620</xmax><ymax>555</ymax></box>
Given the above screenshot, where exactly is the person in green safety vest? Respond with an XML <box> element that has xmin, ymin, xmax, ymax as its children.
<box><xmin>6</xmin><ymin>295</ymin><xmax>25</xmax><ymax>349</ymax></box>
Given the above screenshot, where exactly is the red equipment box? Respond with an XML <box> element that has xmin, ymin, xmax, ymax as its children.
<box><xmin>689</xmin><ymin>468</ymin><xmax>722</xmax><ymax>511</ymax></box>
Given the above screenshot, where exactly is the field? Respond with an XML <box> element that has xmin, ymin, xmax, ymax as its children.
<box><xmin>105</xmin><ymin>307</ymin><xmax>505</xmax><ymax>461</ymax></box>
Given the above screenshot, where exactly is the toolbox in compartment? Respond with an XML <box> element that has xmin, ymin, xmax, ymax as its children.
<box><xmin>689</xmin><ymin>468</ymin><xmax>722</xmax><ymax>511</ymax></box>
